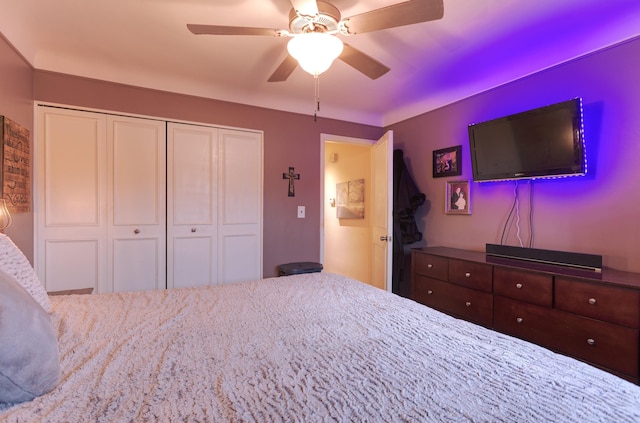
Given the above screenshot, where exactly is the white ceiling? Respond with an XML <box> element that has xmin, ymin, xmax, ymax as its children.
<box><xmin>1</xmin><ymin>0</ymin><xmax>639</xmax><ymax>126</ymax></box>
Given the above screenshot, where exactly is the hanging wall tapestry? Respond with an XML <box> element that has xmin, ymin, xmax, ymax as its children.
<box><xmin>1</xmin><ymin>116</ymin><xmax>31</xmax><ymax>212</ymax></box>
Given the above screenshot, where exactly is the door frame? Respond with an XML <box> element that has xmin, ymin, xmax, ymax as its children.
<box><xmin>319</xmin><ymin>133</ymin><xmax>377</xmax><ymax>273</ymax></box>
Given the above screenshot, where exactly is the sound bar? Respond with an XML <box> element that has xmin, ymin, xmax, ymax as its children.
<box><xmin>486</xmin><ymin>244</ymin><xmax>602</xmax><ymax>272</ymax></box>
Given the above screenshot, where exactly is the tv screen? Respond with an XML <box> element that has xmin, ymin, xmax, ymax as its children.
<box><xmin>468</xmin><ymin>98</ymin><xmax>586</xmax><ymax>182</ymax></box>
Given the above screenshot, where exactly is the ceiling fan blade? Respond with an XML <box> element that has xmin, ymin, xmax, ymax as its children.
<box><xmin>342</xmin><ymin>0</ymin><xmax>444</xmax><ymax>35</ymax></box>
<box><xmin>339</xmin><ymin>43</ymin><xmax>390</xmax><ymax>80</ymax></box>
<box><xmin>289</xmin><ymin>0</ymin><xmax>319</xmax><ymax>18</ymax></box>
<box><xmin>187</xmin><ymin>24</ymin><xmax>281</xmax><ymax>37</ymax></box>
<box><xmin>268</xmin><ymin>55</ymin><xmax>299</xmax><ymax>82</ymax></box>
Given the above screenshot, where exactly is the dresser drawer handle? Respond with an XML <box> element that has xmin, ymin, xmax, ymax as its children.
<box><xmin>465</xmin><ymin>301</ymin><xmax>471</xmax><ymax>307</ymax></box>
<box><xmin>515</xmin><ymin>283</ymin><xmax>523</xmax><ymax>289</ymax></box>
<box><xmin>427</xmin><ymin>264</ymin><xmax>433</xmax><ymax>268</ymax></box>
<box><xmin>427</xmin><ymin>290</ymin><xmax>433</xmax><ymax>295</ymax></box>
<box><xmin>588</xmin><ymin>298</ymin><xmax>597</xmax><ymax>305</ymax></box>
<box><xmin>516</xmin><ymin>317</ymin><xmax>523</xmax><ymax>324</ymax></box>
<box><xmin>464</xmin><ymin>272</ymin><xmax>471</xmax><ymax>278</ymax></box>
<box><xmin>587</xmin><ymin>338</ymin><xmax>596</xmax><ymax>346</ymax></box>
<box><xmin>134</xmin><ymin>229</ymin><xmax>140</xmax><ymax>234</ymax></box>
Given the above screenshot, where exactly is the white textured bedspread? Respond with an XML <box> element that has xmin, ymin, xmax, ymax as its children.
<box><xmin>2</xmin><ymin>272</ymin><xmax>640</xmax><ymax>422</ymax></box>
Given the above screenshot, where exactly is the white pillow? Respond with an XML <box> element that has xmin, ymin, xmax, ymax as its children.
<box><xmin>0</xmin><ymin>270</ymin><xmax>61</xmax><ymax>403</ymax></box>
<box><xmin>0</xmin><ymin>234</ymin><xmax>50</xmax><ymax>312</ymax></box>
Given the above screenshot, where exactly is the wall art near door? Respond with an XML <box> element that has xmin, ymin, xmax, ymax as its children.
<box><xmin>1</xmin><ymin>116</ymin><xmax>31</xmax><ymax>212</ymax></box>
<box><xmin>336</xmin><ymin>179</ymin><xmax>365</xmax><ymax>219</ymax></box>
<box><xmin>433</xmin><ymin>145</ymin><xmax>461</xmax><ymax>178</ymax></box>
<box><xmin>446</xmin><ymin>180</ymin><xmax>471</xmax><ymax>215</ymax></box>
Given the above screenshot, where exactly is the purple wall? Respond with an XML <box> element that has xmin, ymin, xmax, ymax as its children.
<box><xmin>387</xmin><ymin>36</ymin><xmax>640</xmax><ymax>272</ymax></box>
<box><xmin>32</xmin><ymin>71</ymin><xmax>383</xmax><ymax>277</ymax></box>
<box><xmin>0</xmin><ymin>34</ymin><xmax>34</xmax><ymax>261</ymax></box>
<box><xmin>3</xmin><ymin>30</ymin><xmax>640</xmax><ymax>275</ymax></box>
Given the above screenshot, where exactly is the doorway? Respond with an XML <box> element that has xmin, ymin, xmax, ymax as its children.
<box><xmin>320</xmin><ymin>132</ymin><xmax>393</xmax><ymax>290</ymax></box>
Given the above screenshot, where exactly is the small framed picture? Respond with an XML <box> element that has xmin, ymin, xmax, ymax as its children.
<box><xmin>446</xmin><ymin>180</ymin><xmax>471</xmax><ymax>215</ymax></box>
<box><xmin>433</xmin><ymin>145</ymin><xmax>462</xmax><ymax>178</ymax></box>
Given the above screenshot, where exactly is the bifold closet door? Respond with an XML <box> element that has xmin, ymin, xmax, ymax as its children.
<box><xmin>36</xmin><ymin>105</ymin><xmax>262</xmax><ymax>292</ymax></box>
<box><xmin>167</xmin><ymin>123</ymin><xmax>218</xmax><ymax>289</ymax></box>
<box><xmin>107</xmin><ymin>116</ymin><xmax>166</xmax><ymax>292</ymax></box>
<box><xmin>35</xmin><ymin>107</ymin><xmax>107</xmax><ymax>294</ymax></box>
<box><xmin>167</xmin><ymin>124</ymin><xmax>264</xmax><ymax>287</ymax></box>
<box><xmin>36</xmin><ymin>108</ymin><xmax>166</xmax><ymax>293</ymax></box>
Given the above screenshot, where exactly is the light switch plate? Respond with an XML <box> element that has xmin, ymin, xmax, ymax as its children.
<box><xmin>297</xmin><ymin>206</ymin><xmax>305</xmax><ymax>218</ymax></box>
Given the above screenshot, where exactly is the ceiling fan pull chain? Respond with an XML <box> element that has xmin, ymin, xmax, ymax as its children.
<box><xmin>316</xmin><ymin>75</ymin><xmax>320</xmax><ymax>111</ymax></box>
<box><xmin>314</xmin><ymin>75</ymin><xmax>321</xmax><ymax>122</ymax></box>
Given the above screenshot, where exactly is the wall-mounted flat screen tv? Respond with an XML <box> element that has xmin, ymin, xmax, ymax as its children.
<box><xmin>468</xmin><ymin>98</ymin><xmax>586</xmax><ymax>182</ymax></box>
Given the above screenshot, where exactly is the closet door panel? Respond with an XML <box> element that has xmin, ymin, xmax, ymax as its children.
<box><xmin>111</xmin><ymin>118</ymin><xmax>164</xmax><ymax>225</ymax></box>
<box><xmin>218</xmin><ymin>129</ymin><xmax>263</xmax><ymax>283</ymax></box>
<box><xmin>42</xmin><ymin>110</ymin><xmax>106</xmax><ymax>226</ymax></box>
<box><xmin>107</xmin><ymin>116</ymin><xmax>166</xmax><ymax>292</ymax></box>
<box><xmin>112</xmin><ymin>238</ymin><xmax>162</xmax><ymax>292</ymax></box>
<box><xmin>171</xmin><ymin>236</ymin><xmax>215</xmax><ymax>288</ymax></box>
<box><xmin>219</xmin><ymin>130</ymin><xmax>261</xmax><ymax>225</ymax></box>
<box><xmin>170</xmin><ymin>125</ymin><xmax>217</xmax><ymax>225</ymax></box>
<box><xmin>167</xmin><ymin>123</ymin><xmax>218</xmax><ymax>288</ymax></box>
<box><xmin>220</xmin><ymin>234</ymin><xmax>260</xmax><ymax>284</ymax></box>
<box><xmin>44</xmin><ymin>239</ymin><xmax>100</xmax><ymax>293</ymax></box>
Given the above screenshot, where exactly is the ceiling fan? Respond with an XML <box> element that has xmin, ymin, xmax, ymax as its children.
<box><xmin>187</xmin><ymin>0</ymin><xmax>444</xmax><ymax>82</ymax></box>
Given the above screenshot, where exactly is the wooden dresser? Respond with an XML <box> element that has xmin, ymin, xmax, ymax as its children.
<box><xmin>411</xmin><ymin>246</ymin><xmax>640</xmax><ymax>383</ymax></box>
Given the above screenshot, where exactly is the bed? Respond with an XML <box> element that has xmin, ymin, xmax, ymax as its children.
<box><xmin>2</xmin><ymin>241</ymin><xmax>640</xmax><ymax>421</ymax></box>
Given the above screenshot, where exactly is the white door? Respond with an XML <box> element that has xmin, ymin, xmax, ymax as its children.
<box><xmin>218</xmin><ymin>129</ymin><xmax>263</xmax><ymax>283</ymax></box>
<box><xmin>167</xmin><ymin>123</ymin><xmax>218</xmax><ymax>289</ymax></box>
<box><xmin>35</xmin><ymin>107</ymin><xmax>107</xmax><ymax>293</ymax></box>
<box><xmin>107</xmin><ymin>116</ymin><xmax>166</xmax><ymax>292</ymax></box>
<box><xmin>371</xmin><ymin>131</ymin><xmax>393</xmax><ymax>291</ymax></box>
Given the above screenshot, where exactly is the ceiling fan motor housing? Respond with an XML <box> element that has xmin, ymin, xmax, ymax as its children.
<box><xmin>289</xmin><ymin>1</ymin><xmax>341</xmax><ymax>34</ymax></box>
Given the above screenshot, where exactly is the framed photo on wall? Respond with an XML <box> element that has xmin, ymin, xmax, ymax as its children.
<box><xmin>446</xmin><ymin>180</ymin><xmax>471</xmax><ymax>215</ymax></box>
<box><xmin>433</xmin><ymin>145</ymin><xmax>461</xmax><ymax>178</ymax></box>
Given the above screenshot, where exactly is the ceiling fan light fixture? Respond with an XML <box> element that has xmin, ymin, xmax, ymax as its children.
<box><xmin>287</xmin><ymin>32</ymin><xmax>344</xmax><ymax>76</ymax></box>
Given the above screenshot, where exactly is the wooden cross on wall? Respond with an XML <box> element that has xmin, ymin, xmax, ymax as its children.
<box><xmin>282</xmin><ymin>167</ymin><xmax>300</xmax><ymax>197</ymax></box>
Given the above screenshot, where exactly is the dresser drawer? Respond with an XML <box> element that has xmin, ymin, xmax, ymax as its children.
<box><xmin>494</xmin><ymin>267</ymin><xmax>552</xmax><ymax>307</ymax></box>
<box><xmin>552</xmin><ymin>310</ymin><xmax>639</xmax><ymax>377</ymax></box>
<box><xmin>555</xmin><ymin>277</ymin><xmax>640</xmax><ymax>328</ymax></box>
<box><xmin>413</xmin><ymin>275</ymin><xmax>493</xmax><ymax>327</ymax></box>
<box><xmin>413</xmin><ymin>252</ymin><xmax>448</xmax><ymax>281</ymax></box>
<box><xmin>493</xmin><ymin>296</ymin><xmax>559</xmax><ymax>349</ymax></box>
<box><xmin>448</xmin><ymin>259</ymin><xmax>492</xmax><ymax>292</ymax></box>
<box><xmin>494</xmin><ymin>296</ymin><xmax>639</xmax><ymax>377</ymax></box>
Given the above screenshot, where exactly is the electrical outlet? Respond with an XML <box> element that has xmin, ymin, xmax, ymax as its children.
<box><xmin>297</xmin><ymin>206</ymin><xmax>305</xmax><ymax>218</ymax></box>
